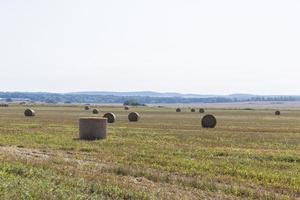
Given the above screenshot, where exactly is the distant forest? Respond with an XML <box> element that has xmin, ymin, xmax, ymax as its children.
<box><xmin>0</xmin><ymin>92</ymin><xmax>299</xmax><ymax>104</ymax></box>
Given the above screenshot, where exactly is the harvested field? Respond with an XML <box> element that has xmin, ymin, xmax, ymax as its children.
<box><xmin>0</xmin><ymin>105</ymin><xmax>299</xmax><ymax>199</ymax></box>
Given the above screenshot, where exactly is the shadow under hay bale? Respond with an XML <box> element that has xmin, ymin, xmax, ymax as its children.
<box><xmin>275</xmin><ymin>110</ymin><xmax>281</xmax><ymax>116</ymax></box>
<box><xmin>199</xmin><ymin>108</ymin><xmax>205</xmax><ymax>113</ymax></box>
<box><xmin>191</xmin><ymin>108</ymin><xmax>196</xmax><ymax>112</ymax></box>
<box><xmin>176</xmin><ymin>108</ymin><xmax>181</xmax><ymax>112</ymax></box>
<box><xmin>103</xmin><ymin>112</ymin><xmax>116</xmax><ymax>123</ymax></box>
<box><xmin>79</xmin><ymin>118</ymin><xmax>107</xmax><ymax>140</ymax></box>
<box><xmin>92</xmin><ymin>109</ymin><xmax>99</xmax><ymax>114</ymax></box>
<box><xmin>24</xmin><ymin>109</ymin><xmax>35</xmax><ymax>117</ymax></box>
<box><xmin>201</xmin><ymin>114</ymin><xmax>217</xmax><ymax>128</ymax></box>
<box><xmin>128</xmin><ymin>112</ymin><xmax>140</xmax><ymax>122</ymax></box>
<box><xmin>84</xmin><ymin>106</ymin><xmax>90</xmax><ymax>110</ymax></box>
<box><xmin>124</xmin><ymin>106</ymin><xmax>129</xmax><ymax>110</ymax></box>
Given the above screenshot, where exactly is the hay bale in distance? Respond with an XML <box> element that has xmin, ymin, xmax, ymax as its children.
<box><xmin>275</xmin><ymin>110</ymin><xmax>281</xmax><ymax>116</ymax></box>
<box><xmin>124</xmin><ymin>106</ymin><xmax>129</xmax><ymax>110</ymax></box>
<box><xmin>199</xmin><ymin>108</ymin><xmax>205</xmax><ymax>113</ymax></box>
<box><xmin>201</xmin><ymin>114</ymin><xmax>217</xmax><ymax>128</ymax></box>
<box><xmin>128</xmin><ymin>112</ymin><xmax>140</xmax><ymax>122</ymax></box>
<box><xmin>24</xmin><ymin>109</ymin><xmax>35</xmax><ymax>117</ymax></box>
<box><xmin>176</xmin><ymin>108</ymin><xmax>181</xmax><ymax>112</ymax></box>
<box><xmin>191</xmin><ymin>108</ymin><xmax>196</xmax><ymax>112</ymax></box>
<box><xmin>92</xmin><ymin>109</ymin><xmax>99</xmax><ymax>114</ymax></box>
<box><xmin>79</xmin><ymin>117</ymin><xmax>107</xmax><ymax>140</ymax></box>
<box><xmin>84</xmin><ymin>106</ymin><xmax>90</xmax><ymax>110</ymax></box>
<box><xmin>103</xmin><ymin>112</ymin><xmax>116</xmax><ymax>123</ymax></box>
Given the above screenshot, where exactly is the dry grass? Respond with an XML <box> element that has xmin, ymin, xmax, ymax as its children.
<box><xmin>0</xmin><ymin>105</ymin><xmax>299</xmax><ymax>199</ymax></box>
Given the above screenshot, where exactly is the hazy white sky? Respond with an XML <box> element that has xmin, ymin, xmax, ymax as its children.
<box><xmin>0</xmin><ymin>0</ymin><xmax>299</xmax><ymax>94</ymax></box>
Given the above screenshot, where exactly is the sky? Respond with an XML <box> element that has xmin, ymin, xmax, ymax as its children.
<box><xmin>0</xmin><ymin>0</ymin><xmax>300</xmax><ymax>95</ymax></box>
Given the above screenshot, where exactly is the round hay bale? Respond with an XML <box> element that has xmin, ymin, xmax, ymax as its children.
<box><xmin>199</xmin><ymin>108</ymin><xmax>205</xmax><ymax>113</ymax></box>
<box><xmin>191</xmin><ymin>108</ymin><xmax>196</xmax><ymax>112</ymax></box>
<box><xmin>128</xmin><ymin>112</ymin><xmax>140</xmax><ymax>122</ymax></box>
<box><xmin>176</xmin><ymin>108</ymin><xmax>181</xmax><ymax>112</ymax></box>
<box><xmin>103</xmin><ymin>112</ymin><xmax>116</xmax><ymax>123</ymax></box>
<box><xmin>84</xmin><ymin>106</ymin><xmax>90</xmax><ymax>110</ymax></box>
<box><xmin>24</xmin><ymin>109</ymin><xmax>35</xmax><ymax>117</ymax></box>
<box><xmin>79</xmin><ymin>117</ymin><xmax>107</xmax><ymax>140</ymax></box>
<box><xmin>124</xmin><ymin>106</ymin><xmax>129</xmax><ymax>110</ymax></box>
<box><xmin>201</xmin><ymin>114</ymin><xmax>217</xmax><ymax>128</ymax></box>
<box><xmin>92</xmin><ymin>109</ymin><xmax>99</xmax><ymax>114</ymax></box>
<box><xmin>275</xmin><ymin>110</ymin><xmax>281</xmax><ymax>116</ymax></box>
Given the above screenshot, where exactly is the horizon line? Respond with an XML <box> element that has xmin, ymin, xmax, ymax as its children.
<box><xmin>1</xmin><ymin>90</ymin><xmax>300</xmax><ymax>97</ymax></box>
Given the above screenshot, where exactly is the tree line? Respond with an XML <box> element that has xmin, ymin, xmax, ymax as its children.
<box><xmin>1</xmin><ymin>92</ymin><xmax>300</xmax><ymax>104</ymax></box>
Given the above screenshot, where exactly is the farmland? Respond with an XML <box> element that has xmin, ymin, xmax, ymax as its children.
<box><xmin>0</xmin><ymin>105</ymin><xmax>299</xmax><ymax>199</ymax></box>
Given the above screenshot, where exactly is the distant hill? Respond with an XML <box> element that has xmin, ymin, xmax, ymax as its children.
<box><xmin>70</xmin><ymin>91</ymin><xmax>265</xmax><ymax>99</ymax></box>
<box><xmin>0</xmin><ymin>91</ymin><xmax>299</xmax><ymax>104</ymax></box>
<box><xmin>70</xmin><ymin>91</ymin><xmax>220</xmax><ymax>98</ymax></box>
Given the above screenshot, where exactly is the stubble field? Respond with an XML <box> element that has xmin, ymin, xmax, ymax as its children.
<box><xmin>0</xmin><ymin>105</ymin><xmax>299</xmax><ymax>199</ymax></box>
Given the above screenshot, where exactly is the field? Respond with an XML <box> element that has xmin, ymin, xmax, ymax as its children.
<box><xmin>0</xmin><ymin>105</ymin><xmax>300</xmax><ymax>200</ymax></box>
